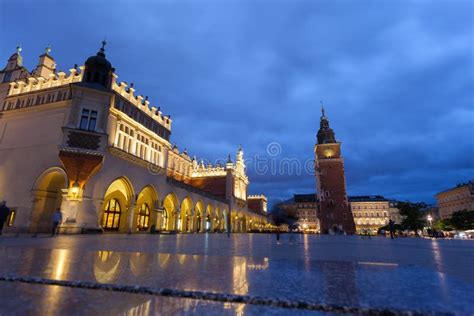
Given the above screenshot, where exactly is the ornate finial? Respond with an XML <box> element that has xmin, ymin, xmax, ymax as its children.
<box><xmin>320</xmin><ymin>100</ymin><xmax>325</xmax><ymax>117</ymax></box>
<box><xmin>238</xmin><ymin>144</ymin><xmax>242</xmax><ymax>151</ymax></box>
<box><xmin>45</xmin><ymin>44</ymin><xmax>51</xmax><ymax>55</ymax></box>
<box><xmin>101</xmin><ymin>38</ymin><xmax>107</xmax><ymax>50</ymax></box>
<box><xmin>16</xmin><ymin>44</ymin><xmax>22</xmax><ymax>54</ymax></box>
<box><xmin>227</xmin><ymin>154</ymin><xmax>233</xmax><ymax>163</ymax></box>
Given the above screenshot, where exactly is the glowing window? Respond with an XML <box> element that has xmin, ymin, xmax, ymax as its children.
<box><xmin>161</xmin><ymin>210</ymin><xmax>168</xmax><ymax>230</ymax></box>
<box><xmin>137</xmin><ymin>204</ymin><xmax>150</xmax><ymax>231</ymax></box>
<box><xmin>102</xmin><ymin>199</ymin><xmax>121</xmax><ymax>231</ymax></box>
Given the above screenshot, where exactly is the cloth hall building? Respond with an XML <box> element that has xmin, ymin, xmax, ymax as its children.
<box><xmin>0</xmin><ymin>44</ymin><xmax>268</xmax><ymax>234</ymax></box>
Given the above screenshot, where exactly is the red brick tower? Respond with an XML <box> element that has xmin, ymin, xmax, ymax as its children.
<box><xmin>315</xmin><ymin>107</ymin><xmax>355</xmax><ymax>234</ymax></box>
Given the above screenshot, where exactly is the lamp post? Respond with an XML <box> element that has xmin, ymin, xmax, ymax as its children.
<box><xmin>427</xmin><ymin>214</ymin><xmax>433</xmax><ymax>228</ymax></box>
<box><xmin>427</xmin><ymin>214</ymin><xmax>433</xmax><ymax>237</ymax></box>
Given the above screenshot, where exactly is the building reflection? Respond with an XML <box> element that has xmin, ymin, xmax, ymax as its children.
<box><xmin>430</xmin><ymin>239</ymin><xmax>448</xmax><ymax>300</ymax></box>
<box><xmin>94</xmin><ymin>250</ymin><xmax>122</xmax><ymax>283</ymax></box>
<box><xmin>1</xmin><ymin>244</ymin><xmax>275</xmax><ymax>315</ymax></box>
<box><xmin>43</xmin><ymin>248</ymin><xmax>73</xmax><ymax>316</ymax></box>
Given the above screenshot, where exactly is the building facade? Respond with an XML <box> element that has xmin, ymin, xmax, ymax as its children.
<box><xmin>0</xmin><ymin>43</ymin><xmax>267</xmax><ymax>234</ymax></box>
<box><xmin>349</xmin><ymin>196</ymin><xmax>401</xmax><ymax>234</ymax></box>
<box><xmin>435</xmin><ymin>181</ymin><xmax>474</xmax><ymax>219</ymax></box>
<box><xmin>314</xmin><ymin>108</ymin><xmax>355</xmax><ymax>234</ymax></box>
<box><xmin>294</xmin><ymin>194</ymin><xmax>318</xmax><ymax>232</ymax></box>
<box><xmin>278</xmin><ymin>194</ymin><xmax>319</xmax><ymax>232</ymax></box>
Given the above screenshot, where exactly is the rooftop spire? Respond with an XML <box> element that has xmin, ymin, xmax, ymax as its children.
<box><xmin>98</xmin><ymin>39</ymin><xmax>107</xmax><ymax>57</ymax></box>
<box><xmin>316</xmin><ymin>102</ymin><xmax>336</xmax><ymax>144</ymax></box>
<box><xmin>13</xmin><ymin>44</ymin><xmax>23</xmax><ymax>67</ymax></box>
<box><xmin>45</xmin><ymin>44</ymin><xmax>51</xmax><ymax>55</ymax></box>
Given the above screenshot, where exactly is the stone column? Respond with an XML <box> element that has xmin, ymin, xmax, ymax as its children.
<box><xmin>127</xmin><ymin>203</ymin><xmax>136</xmax><ymax>233</ymax></box>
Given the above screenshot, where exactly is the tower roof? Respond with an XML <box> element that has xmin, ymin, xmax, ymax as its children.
<box><xmin>317</xmin><ymin>106</ymin><xmax>337</xmax><ymax>144</ymax></box>
<box><xmin>7</xmin><ymin>45</ymin><xmax>23</xmax><ymax>68</ymax></box>
<box><xmin>85</xmin><ymin>40</ymin><xmax>112</xmax><ymax>72</ymax></box>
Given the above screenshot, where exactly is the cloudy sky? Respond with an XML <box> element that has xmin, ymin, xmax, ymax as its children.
<box><xmin>1</xmin><ymin>0</ymin><xmax>472</xmax><ymax>205</ymax></box>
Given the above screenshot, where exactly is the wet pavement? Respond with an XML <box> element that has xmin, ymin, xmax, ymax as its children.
<box><xmin>0</xmin><ymin>234</ymin><xmax>473</xmax><ymax>315</ymax></box>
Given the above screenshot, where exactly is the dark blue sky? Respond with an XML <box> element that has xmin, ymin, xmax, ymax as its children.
<box><xmin>1</xmin><ymin>0</ymin><xmax>473</xmax><ymax>205</ymax></box>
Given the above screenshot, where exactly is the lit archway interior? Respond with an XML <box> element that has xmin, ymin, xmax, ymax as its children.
<box><xmin>162</xmin><ymin>193</ymin><xmax>179</xmax><ymax>231</ymax></box>
<box><xmin>101</xmin><ymin>177</ymin><xmax>134</xmax><ymax>232</ymax></box>
<box><xmin>30</xmin><ymin>167</ymin><xmax>68</xmax><ymax>233</ymax></box>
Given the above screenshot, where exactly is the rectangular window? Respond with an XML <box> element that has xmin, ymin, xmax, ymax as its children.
<box><xmin>79</xmin><ymin>109</ymin><xmax>98</xmax><ymax>131</ymax></box>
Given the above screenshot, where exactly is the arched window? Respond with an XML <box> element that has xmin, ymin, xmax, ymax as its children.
<box><xmin>102</xmin><ymin>199</ymin><xmax>121</xmax><ymax>231</ymax></box>
<box><xmin>137</xmin><ymin>204</ymin><xmax>150</xmax><ymax>231</ymax></box>
<box><xmin>196</xmin><ymin>215</ymin><xmax>201</xmax><ymax>231</ymax></box>
<box><xmin>161</xmin><ymin>210</ymin><xmax>168</xmax><ymax>230</ymax></box>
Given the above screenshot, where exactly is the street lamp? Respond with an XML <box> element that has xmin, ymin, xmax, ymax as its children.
<box><xmin>427</xmin><ymin>214</ymin><xmax>433</xmax><ymax>228</ymax></box>
<box><xmin>70</xmin><ymin>181</ymin><xmax>80</xmax><ymax>198</ymax></box>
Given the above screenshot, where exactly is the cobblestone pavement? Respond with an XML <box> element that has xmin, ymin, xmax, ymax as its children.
<box><xmin>0</xmin><ymin>234</ymin><xmax>473</xmax><ymax>315</ymax></box>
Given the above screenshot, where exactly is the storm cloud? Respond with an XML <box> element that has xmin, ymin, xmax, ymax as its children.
<box><xmin>1</xmin><ymin>0</ymin><xmax>472</xmax><ymax>205</ymax></box>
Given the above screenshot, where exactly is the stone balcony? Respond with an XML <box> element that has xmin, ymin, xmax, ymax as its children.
<box><xmin>59</xmin><ymin>127</ymin><xmax>107</xmax><ymax>156</ymax></box>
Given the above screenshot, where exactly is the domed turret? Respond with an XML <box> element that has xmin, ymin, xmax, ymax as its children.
<box><xmin>82</xmin><ymin>40</ymin><xmax>113</xmax><ymax>88</ymax></box>
<box><xmin>317</xmin><ymin>106</ymin><xmax>337</xmax><ymax>144</ymax></box>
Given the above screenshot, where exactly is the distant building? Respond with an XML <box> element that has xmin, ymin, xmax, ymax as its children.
<box><xmin>435</xmin><ymin>181</ymin><xmax>474</xmax><ymax>219</ymax></box>
<box><xmin>278</xmin><ymin>193</ymin><xmax>401</xmax><ymax>234</ymax></box>
<box><xmin>349</xmin><ymin>196</ymin><xmax>401</xmax><ymax>234</ymax></box>
<box><xmin>247</xmin><ymin>195</ymin><xmax>268</xmax><ymax>230</ymax></box>
<box><xmin>293</xmin><ymin>194</ymin><xmax>319</xmax><ymax>231</ymax></box>
<box><xmin>277</xmin><ymin>194</ymin><xmax>318</xmax><ymax>232</ymax></box>
<box><xmin>389</xmin><ymin>200</ymin><xmax>404</xmax><ymax>224</ymax></box>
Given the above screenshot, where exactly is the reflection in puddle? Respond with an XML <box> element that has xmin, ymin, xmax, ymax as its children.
<box><xmin>1</xmin><ymin>240</ymin><xmax>469</xmax><ymax>315</ymax></box>
<box><xmin>94</xmin><ymin>251</ymin><xmax>121</xmax><ymax>283</ymax></box>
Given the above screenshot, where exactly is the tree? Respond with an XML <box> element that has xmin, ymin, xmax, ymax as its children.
<box><xmin>398</xmin><ymin>201</ymin><xmax>426</xmax><ymax>231</ymax></box>
<box><xmin>433</xmin><ymin>219</ymin><xmax>454</xmax><ymax>231</ymax></box>
<box><xmin>450</xmin><ymin>211</ymin><xmax>474</xmax><ymax>230</ymax></box>
<box><xmin>270</xmin><ymin>202</ymin><xmax>298</xmax><ymax>228</ymax></box>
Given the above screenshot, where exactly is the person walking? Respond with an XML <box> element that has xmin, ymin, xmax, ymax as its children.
<box><xmin>51</xmin><ymin>208</ymin><xmax>62</xmax><ymax>236</ymax></box>
<box><xmin>389</xmin><ymin>219</ymin><xmax>395</xmax><ymax>239</ymax></box>
<box><xmin>0</xmin><ymin>201</ymin><xmax>11</xmax><ymax>236</ymax></box>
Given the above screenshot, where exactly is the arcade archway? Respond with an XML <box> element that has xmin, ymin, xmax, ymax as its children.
<box><xmin>29</xmin><ymin>167</ymin><xmax>68</xmax><ymax>233</ymax></box>
<box><xmin>162</xmin><ymin>193</ymin><xmax>179</xmax><ymax>231</ymax></box>
<box><xmin>101</xmin><ymin>177</ymin><xmax>134</xmax><ymax>232</ymax></box>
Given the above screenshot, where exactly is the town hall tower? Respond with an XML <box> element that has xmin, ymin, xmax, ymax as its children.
<box><xmin>314</xmin><ymin>107</ymin><xmax>356</xmax><ymax>234</ymax></box>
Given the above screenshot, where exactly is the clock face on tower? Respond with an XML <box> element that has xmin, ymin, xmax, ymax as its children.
<box><xmin>324</xmin><ymin>149</ymin><xmax>334</xmax><ymax>158</ymax></box>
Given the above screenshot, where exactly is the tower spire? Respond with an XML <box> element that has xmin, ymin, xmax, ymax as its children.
<box><xmin>316</xmin><ymin>102</ymin><xmax>336</xmax><ymax>144</ymax></box>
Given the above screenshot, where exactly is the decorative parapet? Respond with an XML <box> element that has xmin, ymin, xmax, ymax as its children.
<box><xmin>248</xmin><ymin>194</ymin><xmax>267</xmax><ymax>201</ymax></box>
<box><xmin>8</xmin><ymin>67</ymin><xmax>84</xmax><ymax>96</ymax></box>
<box><xmin>111</xmin><ymin>75</ymin><xmax>172</xmax><ymax>131</ymax></box>
<box><xmin>192</xmin><ymin>159</ymin><xmax>227</xmax><ymax>177</ymax></box>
